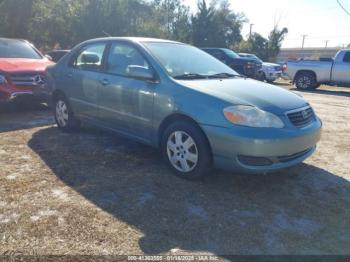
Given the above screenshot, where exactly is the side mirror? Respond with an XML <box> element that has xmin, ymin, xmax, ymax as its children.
<box><xmin>127</xmin><ymin>65</ymin><xmax>155</xmax><ymax>81</ymax></box>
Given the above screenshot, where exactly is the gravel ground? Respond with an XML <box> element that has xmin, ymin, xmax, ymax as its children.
<box><xmin>0</xmin><ymin>83</ymin><xmax>349</xmax><ymax>257</ymax></box>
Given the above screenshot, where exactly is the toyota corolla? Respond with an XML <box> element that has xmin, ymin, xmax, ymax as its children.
<box><xmin>46</xmin><ymin>37</ymin><xmax>322</xmax><ymax>179</ymax></box>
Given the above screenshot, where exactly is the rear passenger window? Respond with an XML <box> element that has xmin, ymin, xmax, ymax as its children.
<box><xmin>72</xmin><ymin>43</ymin><xmax>106</xmax><ymax>71</ymax></box>
<box><xmin>343</xmin><ymin>52</ymin><xmax>350</xmax><ymax>63</ymax></box>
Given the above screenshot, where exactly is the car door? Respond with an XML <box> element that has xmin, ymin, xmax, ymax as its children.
<box><xmin>97</xmin><ymin>41</ymin><xmax>156</xmax><ymax>142</ymax></box>
<box><xmin>64</xmin><ymin>42</ymin><xmax>107</xmax><ymax>119</ymax></box>
<box><xmin>332</xmin><ymin>51</ymin><xmax>350</xmax><ymax>84</ymax></box>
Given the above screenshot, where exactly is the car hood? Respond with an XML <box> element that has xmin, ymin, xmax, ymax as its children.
<box><xmin>263</xmin><ymin>62</ymin><xmax>280</xmax><ymax>67</ymax></box>
<box><xmin>178</xmin><ymin>78</ymin><xmax>307</xmax><ymax>115</ymax></box>
<box><xmin>0</xmin><ymin>58</ymin><xmax>53</xmax><ymax>73</ymax></box>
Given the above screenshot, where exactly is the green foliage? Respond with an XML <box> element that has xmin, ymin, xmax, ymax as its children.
<box><xmin>192</xmin><ymin>0</ymin><xmax>245</xmax><ymax>47</ymax></box>
<box><xmin>0</xmin><ymin>0</ymin><xmax>287</xmax><ymax>56</ymax></box>
<box><xmin>235</xmin><ymin>27</ymin><xmax>288</xmax><ymax>62</ymax></box>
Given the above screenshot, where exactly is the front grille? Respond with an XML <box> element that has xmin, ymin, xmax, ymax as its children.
<box><xmin>287</xmin><ymin>107</ymin><xmax>315</xmax><ymax>127</ymax></box>
<box><xmin>10</xmin><ymin>73</ymin><xmax>45</xmax><ymax>87</ymax></box>
<box><xmin>275</xmin><ymin>66</ymin><xmax>282</xmax><ymax>71</ymax></box>
<box><xmin>237</xmin><ymin>155</ymin><xmax>273</xmax><ymax>166</ymax></box>
<box><xmin>278</xmin><ymin>148</ymin><xmax>313</xmax><ymax>163</ymax></box>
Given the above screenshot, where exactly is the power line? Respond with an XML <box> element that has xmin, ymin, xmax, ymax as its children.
<box><xmin>337</xmin><ymin>0</ymin><xmax>350</xmax><ymax>16</ymax></box>
<box><xmin>287</xmin><ymin>34</ymin><xmax>350</xmax><ymax>41</ymax></box>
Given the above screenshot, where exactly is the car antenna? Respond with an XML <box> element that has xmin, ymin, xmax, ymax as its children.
<box><xmin>102</xmin><ymin>31</ymin><xmax>112</xmax><ymax>37</ymax></box>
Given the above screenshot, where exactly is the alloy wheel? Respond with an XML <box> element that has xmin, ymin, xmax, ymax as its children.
<box><xmin>298</xmin><ymin>76</ymin><xmax>312</xmax><ymax>89</ymax></box>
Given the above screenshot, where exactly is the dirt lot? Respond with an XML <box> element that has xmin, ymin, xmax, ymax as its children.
<box><xmin>0</xmin><ymin>83</ymin><xmax>349</xmax><ymax>256</ymax></box>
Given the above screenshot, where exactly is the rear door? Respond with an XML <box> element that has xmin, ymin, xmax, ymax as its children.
<box><xmin>64</xmin><ymin>42</ymin><xmax>107</xmax><ymax>119</ymax></box>
<box><xmin>332</xmin><ymin>51</ymin><xmax>350</xmax><ymax>84</ymax></box>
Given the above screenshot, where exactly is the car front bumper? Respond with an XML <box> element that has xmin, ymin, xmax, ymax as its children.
<box><xmin>0</xmin><ymin>84</ymin><xmax>49</xmax><ymax>103</ymax></box>
<box><xmin>201</xmin><ymin>118</ymin><xmax>322</xmax><ymax>173</ymax></box>
<box><xmin>265</xmin><ymin>71</ymin><xmax>282</xmax><ymax>81</ymax></box>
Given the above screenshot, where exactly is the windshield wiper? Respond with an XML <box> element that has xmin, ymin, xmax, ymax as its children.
<box><xmin>207</xmin><ymin>73</ymin><xmax>242</xmax><ymax>79</ymax></box>
<box><xmin>173</xmin><ymin>73</ymin><xmax>207</xmax><ymax>80</ymax></box>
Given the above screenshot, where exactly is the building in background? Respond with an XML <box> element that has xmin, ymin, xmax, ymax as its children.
<box><xmin>277</xmin><ymin>47</ymin><xmax>341</xmax><ymax>62</ymax></box>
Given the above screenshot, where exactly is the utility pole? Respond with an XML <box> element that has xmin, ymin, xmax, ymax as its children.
<box><xmin>301</xmin><ymin>35</ymin><xmax>307</xmax><ymax>49</ymax></box>
<box><xmin>249</xmin><ymin>24</ymin><xmax>254</xmax><ymax>39</ymax></box>
<box><xmin>166</xmin><ymin>0</ymin><xmax>170</xmax><ymax>37</ymax></box>
<box><xmin>325</xmin><ymin>40</ymin><xmax>329</xmax><ymax>48</ymax></box>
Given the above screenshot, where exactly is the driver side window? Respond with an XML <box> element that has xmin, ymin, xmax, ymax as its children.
<box><xmin>107</xmin><ymin>43</ymin><xmax>149</xmax><ymax>76</ymax></box>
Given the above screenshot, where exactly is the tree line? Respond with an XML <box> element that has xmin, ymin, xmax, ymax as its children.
<box><xmin>0</xmin><ymin>0</ymin><xmax>288</xmax><ymax>61</ymax></box>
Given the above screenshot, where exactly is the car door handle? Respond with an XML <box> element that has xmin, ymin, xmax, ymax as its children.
<box><xmin>100</xmin><ymin>79</ymin><xmax>110</xmax><ymax>86</ymax></box>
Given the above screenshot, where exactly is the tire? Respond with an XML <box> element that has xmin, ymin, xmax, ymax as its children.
<box><xmin>53</xmin><ymin>94</ymin><xmax>80</xmax><ymax>132</ymax></box>
<box><xmin>295</xmin><ymin>72</ymin><xmax>317</xmax><ymax>90</ymax></box>
<box><xmin>161</xmin><ymin>121</ymin><xmax>212</xmax><ymax>180</ymax></box>
<box><xmin>257</xmin><ymin>72</ymin><xmax>266</xmax><ymax>82</ymax></box>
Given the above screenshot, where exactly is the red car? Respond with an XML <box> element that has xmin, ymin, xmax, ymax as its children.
<box><xmin>0</xmin><ymin>38</ymin><xmax>53</xmax><ymax>103</ymax></box>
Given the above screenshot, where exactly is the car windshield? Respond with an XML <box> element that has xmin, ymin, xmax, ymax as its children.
<box><xmin>0</xmin><ymin>39</ymin><xmax>42</xmax><ymax>59</ymax></box>
<box><xmin>222</xmin><ymin>49</ymin><xmax>240</xmax><ymax>59</ymax></box>
<box><xmin>240</xmin><ymin>53</ymin><xmax>263</xmax><ymax>63</ymax></box>
<box><xmin>143</xmin><ymin>42</ymin><xmax>239</xmax><ymax>79</ymax></box>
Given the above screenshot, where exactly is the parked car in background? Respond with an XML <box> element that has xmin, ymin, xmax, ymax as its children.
<box><xmin>285</xmin><ymin>49</ymin><xmax>350</xmax><ymax>90</ymax></box>
<box><xmin>46</xmin><ymin>37</ymin><xmax>322</xmax><ymax>180</ymax></box>
<box><xmin>46</xmin><ymin>50</ymin><xmax>70</xmax><ymax>63</ymax></box>
<box><xmin>202</xmin><ymin>48</ymin><xmax>262</xmax><ymax>79</ymax></box>
<box><xmin>239</xmin><ymin>53</ymin><xmax>282</xmax><ymax>83</ymax></box>
<box><xmin>0</xmin><ymin>38</ymin><xmax>53</xmax><ymax>103</ymax></box>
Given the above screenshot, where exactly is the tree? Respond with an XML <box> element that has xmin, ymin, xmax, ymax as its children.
<box><xmin>236</xmin><ymin>27</ymin><xmax>288</xmax><ymax>62</ymax></box>
<box><xmin>150</xmin><ymin>0</ymin><xmax>192</xmax><ymax>42</ymax></box>
<box><xmin>28</xmin><ymin>0</ymin><xmax>83</xmax><ymax>49</ymax></box>
<box><xmin>0</xmin><ymin>0</ymin><xmax>287</xmax><ymax>54</ymax></box>
<box><xmin>192</xmin><ymin>0</ymin><xmax>245</xmax><ymax>48</ymax></box>
<box><xmin>266</xmin><ymin>27</ymin><xmax>288</xmax><ymax>61</ymax></box>
<box><xmin>191</xmin><ymin>0</ymin><xmax>216</xmax><ymax>47</ymax></box>
<box><xmin>236</xmin><ymin>33</ymin><xmax>269</xmax><ymax>60</ymax></box>
<box><xmin>0</xmin><ymin>0</ymin><xmax>35</xmax><ymax>39</ymax></box>
<box><xmin>213</xmin><ymin>0</ymin><xmax>245</xmax><ymax>47</ymax></box>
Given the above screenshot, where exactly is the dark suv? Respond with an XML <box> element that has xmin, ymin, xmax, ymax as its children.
<box><xmin>202</xmin><ymin>48</ymin><xmax>262</xmax><ymax>78</ymax></box>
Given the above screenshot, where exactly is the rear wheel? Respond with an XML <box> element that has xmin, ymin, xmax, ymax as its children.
<box><xmin>161</xmin><ymin>121</ymin><xmax>212</xmax><ymax>180</ymax></box>
<box><xmin>295</xmin><ymin>72</ymin><xmax>317</xmax><ymax>90</ymax></box>
<box><xmin>54</xmin><ymin>95</ymin><xmax>80</xmax><ymax>132</ymax></box>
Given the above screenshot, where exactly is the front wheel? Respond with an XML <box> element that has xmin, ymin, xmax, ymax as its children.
<box><xmin>54</xmin><ymin>95</ymin><xmax>80</xmax><ymax>132</ymax></box>
<box><xmin>161</xmin><ymin>121</ymin><xmax>212</xmax><ymax>180</ymax></box>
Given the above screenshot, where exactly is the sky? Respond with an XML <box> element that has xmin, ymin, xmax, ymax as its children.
<box><xmin>185</xmin><ymin>0</ymin><xmax>350</xmax><ymax>48</ymax></box>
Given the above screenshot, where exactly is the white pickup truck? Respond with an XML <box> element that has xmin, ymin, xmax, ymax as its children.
<box><xmin>285</xmin><ymin>49</ymin><xmax>350</xmax><ymax>90</ymax></box>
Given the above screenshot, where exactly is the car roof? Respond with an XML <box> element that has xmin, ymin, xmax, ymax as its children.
<box><xmin>82</xmin><ymin>37</ymin><xmax>182</xmax><ymax>45</ymax></box>
<box><xmin>0</xmin><ymin>37</ymin><xmax>30</xmax><ymax>44</ymax></box>
<box><xmin>202</xmin><ymin>47</ymin><xmax>230</xmax><ymax>51</ymax></box>
<box><xmin>47</xmin><ymin>50</ymin><xmax>70</xmax><ymax>53</ymax></box>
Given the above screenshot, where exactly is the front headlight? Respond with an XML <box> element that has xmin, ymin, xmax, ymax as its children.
<box><xmin>223</xmin><ymin>105</ymin><xmax>284</xmax><ymax>128</ymax></box>
<box><xmin>0</xmin><ymin>74</ymin><xmax>7</xmax><ymax>85</ymax></box>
